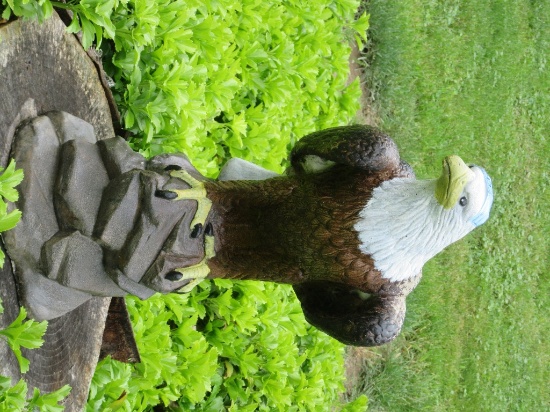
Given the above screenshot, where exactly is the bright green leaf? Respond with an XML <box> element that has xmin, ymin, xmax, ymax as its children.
<box><xmin>0</xmin><ymin>307</ymin><xmax>47</xmax><ymax>373</ymax></box>
<box><xmin>0</xmin><ymin>209</ymin><xmax>22</xmax><ymax>232</ymax></box>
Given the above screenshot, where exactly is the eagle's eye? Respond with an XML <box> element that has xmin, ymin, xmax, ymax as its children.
<box><xmin>459</xmin><ymin>196</ymin><xmax>468</xmax><ymax>207</ymax></box>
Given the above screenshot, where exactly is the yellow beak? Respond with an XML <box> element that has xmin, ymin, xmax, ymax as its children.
<box><xmin>435</xmin><ymin>155</ymin><xmax>475</xmax><ymax>209</ymax></box>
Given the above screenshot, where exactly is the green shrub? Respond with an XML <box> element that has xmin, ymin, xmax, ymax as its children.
<box><xmin>89</xmin><ymin>282</ymin><xmax>357</xmax><ymax>411</ymax></box>
<box><xmin>1</xmin><ymin>0</ymin><xmax>368</xmax><ymax>409</ymax></box>
<box><xmin>3</xmin><ymin>0</ymin><xmax>366</xmax><ymax>175</ymax></box>
<box><xmin>99</xmin><ymin>0</ymin><xmax>366</xmax><ymax>176</ymax></box>
<box><xmin>79</xmin><ymin>0</ymin><xmax>367</xmax><ymax>408</ymax></box>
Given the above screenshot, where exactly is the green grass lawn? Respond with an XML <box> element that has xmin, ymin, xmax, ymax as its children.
<box><xmin>356</xmin><ymin>0</ymin><xmax>550</xmax><ymax>410</ymax></box>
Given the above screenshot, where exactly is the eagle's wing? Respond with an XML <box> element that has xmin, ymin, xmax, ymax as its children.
<box><xmin>293</xmin><ymin>281</ymin><xmax>406</xmax><ymax>346</ymax></box>
<box><xmin>290</xmin><ymin>125</ymin><xmax>403</xmax><ymax>175</ymax></box>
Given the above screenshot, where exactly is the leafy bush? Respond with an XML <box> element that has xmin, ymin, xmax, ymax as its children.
<box><xmin>89</xmin><ymin>282</ymin><xmax>357</xmax><ymax>411</ymax></box>
<box><xmin>1</xmin><ymin>0</ymin><xmax>369</xmax><ymax>409</ymax></box>
<box><xmin>97</xmin><ymin>0</ymin><xmax>367</xmax><ymax>176</ymax></box>
<box><xmin>0</xmin><ymin>306</ymin><xmax>46</xmax><ymax>375</ymax></box>
<box><xmin>84</xmin><ymin>0</ymin><xmax>366</xmax><ymax>409</ymax></box>
<box><xmin>2</xmin><ymin>0</ymin><xmax>367</xmax><ymax>175</ymax></box>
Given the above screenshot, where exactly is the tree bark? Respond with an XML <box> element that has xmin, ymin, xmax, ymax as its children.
<box><xmin>0</xmin><ymin>13</ymin><xmax>115</xmax><ymax>411</ymax></box>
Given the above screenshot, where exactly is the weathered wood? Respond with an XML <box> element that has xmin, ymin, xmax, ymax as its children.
<box><xmin>0</xmin><ymin>13</ymin><xmax>115</xmax><ymax>411</ymax></box>
<box><xmin>0</xmin><ymin>14</ymin><xmax>115</xmax><ymax>167</ymax></box>
<box><xmin>100</xmin><ymin>297</ymin><xmax>141</xmax><ymax>364</ymax></box>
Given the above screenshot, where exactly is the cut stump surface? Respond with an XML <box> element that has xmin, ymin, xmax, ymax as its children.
<box><xmin>0</xmin><ymin>13</ymin><xmax>115</xmax><ymax>411</ymax></box>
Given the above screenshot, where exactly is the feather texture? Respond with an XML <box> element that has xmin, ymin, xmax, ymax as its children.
<box><xmin>200</xmin><ymin>125</ymin><xmax>490</xmax><ymax>346</ymax></box>
<box><xmin>355</xmin><ymin>178</ymin><xmax>474</xmax><ymax>282</ymax></box>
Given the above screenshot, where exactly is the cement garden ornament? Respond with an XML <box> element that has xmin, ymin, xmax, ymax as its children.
<box><xmin>3</xmin><ymin>111</ymin><xmax>493</xmax><ymax>347</ymax></box>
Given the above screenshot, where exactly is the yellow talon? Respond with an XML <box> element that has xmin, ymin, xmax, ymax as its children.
<box><xmin>175</xmin><ymin>234</ymin><xmax>215</xmax><ymax>293</ymax></box>
<box><xmin>164</xmin><ymin>170</ymin><xmax>215</xmax><ymax>293</ymax></box>
<box><xmin>177</xmin><ymin>278</ymin><xmax>203</xmax><ymax>293</ymax></box>
<box><xmin>169</xmin><ymin>170</ymin><xmax>212</xmax><ymax>229</ymax></box>
<box><xmin>175</xmin><ymin>266</ymin><xmax>210</xmax><ymax>293</ymax></box>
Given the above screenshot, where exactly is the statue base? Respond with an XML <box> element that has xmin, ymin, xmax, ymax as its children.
<box><xmin>4</xmin><ymin>109</ymin><xmax>211</xmax><ymax>320</ymax></box>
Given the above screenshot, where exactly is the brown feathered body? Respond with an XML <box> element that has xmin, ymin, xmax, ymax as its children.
<box><xmin>201</xmin><ymin>125</ymin><xmax>423</xmax><ymax>346</ymax></box>
<box><xmin>205</xmin><ymin>166</ymin><xmax>398</xmax><ymax>292</ymax></box>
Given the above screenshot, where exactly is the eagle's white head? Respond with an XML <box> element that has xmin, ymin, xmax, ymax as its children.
<box><xmin>355</xmin><ymin>155</ymin><xmax>494</xmax><ymax>282</ymax></box>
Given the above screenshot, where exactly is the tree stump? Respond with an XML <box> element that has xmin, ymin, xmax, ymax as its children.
<box><xmin>0</xmin><ymin>13</ymin><xmax>115</xmax><ymax>411</ymax></box>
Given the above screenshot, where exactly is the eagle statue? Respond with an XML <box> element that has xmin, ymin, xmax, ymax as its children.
<box><xmin>5</xmin><ymin>114</ymin><xmax>493</xmax><ymax>347</ymax></box>
<box><xmin>156</xmin><ymin>124</ymin><xmax>494</xmax><ymax>346</ymax></box>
